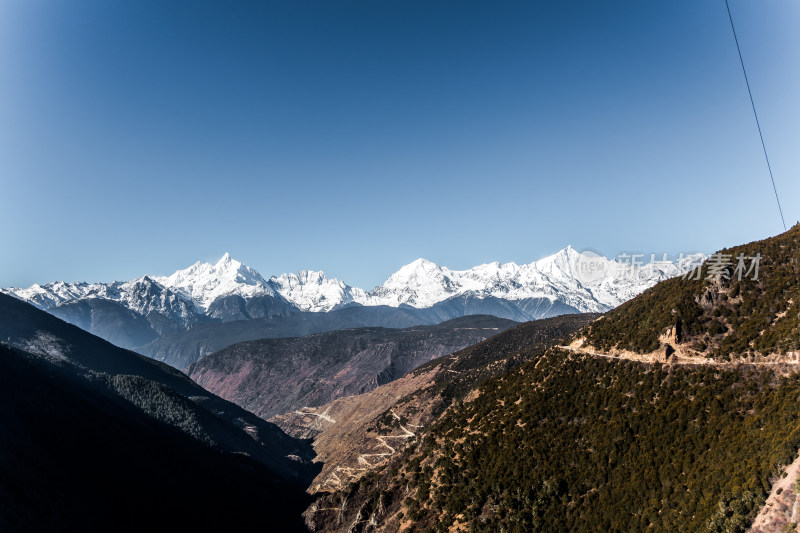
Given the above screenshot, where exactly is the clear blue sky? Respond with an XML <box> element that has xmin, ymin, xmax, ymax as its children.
<box><xmin>1</xmin><ymin>0</ymin><xmax>798</xmax><ymax>289</ymax></box>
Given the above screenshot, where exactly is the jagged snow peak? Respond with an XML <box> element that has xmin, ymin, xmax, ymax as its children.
<box><xmin>1</xmin><ymin>276</ymin><xmax>200</xmax><ymax>329</ymax></box>
<box><xmin>364</xmin><ymin>258</ymin><xmax>457</xmax><ymax>308</ymax></box>
<box><xmin>6</xmin><ymin>280</ymin><xmax>97</xmax><ymax>309</ymax></box>
<box><xmin>268</xmin><ymin>270</ymin><xmax>367</xmax><ymax>313</ymax></box>
<box><xmin>154</xmin><ymin>253</ymin><xmax>276</xmax><ymax>310</ymax></box>
<box><xmin>362</xmin><ymin>257</ymin><xmax>558</xmax><ymax>309</ymax></box>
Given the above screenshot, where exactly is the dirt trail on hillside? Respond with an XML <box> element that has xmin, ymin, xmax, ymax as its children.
<box><xmin>560</xmin><ymin>343</ymin><xmax>800</xmax><ymax>368</ymax></box>
<box><xmin>356</xmin><ymin>411</ymin><xmax>416</xmax><ymax>467</ymax></box>
<box><xmin>271</xmin><ymin>367</ymin><xmax>438</xmax><ymax>493</ymax></box>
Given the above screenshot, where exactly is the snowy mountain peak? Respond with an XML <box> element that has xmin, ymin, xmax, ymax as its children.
<box><xmin>392</xmin><ymin>258</ymin><xmax>443</xmax><ymax>277</ymax></box>
<box><xmin>269</xmin><ymin>270</ymin><xmax>367</xmax><ymax>313</ymax></box>
<box><xmin>409</xmin><ymin>257</ymin><xmax>437</xmax><ymax>267</ymax></box>
<box><xmin>367</xmin><ymin>258</ymin><xmax>456</xmax><ymax>307</ymax></box>
<box><xmin>533</xmin><ymin>246</ymin><xmax>590</xmax><ymax>281</ymax></box>
<box><xmin>536</xmin><ymin>245</ymin><xmax>581</xmax><ymax>265</ymax></box>
<box><xmin>155</xmin><ymin>254</ymin><xmax>275</xmax><ymax>310</ymax></box>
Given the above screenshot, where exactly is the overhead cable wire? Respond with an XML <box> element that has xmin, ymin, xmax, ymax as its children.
<box><xmin>724</xmin><ymin>0</ymin><xmax>787</xmax><ymax>231</ymax></box>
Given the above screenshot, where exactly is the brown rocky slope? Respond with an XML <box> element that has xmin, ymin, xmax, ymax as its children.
<box><xmin>188</xmin><ymin>314</ymin><xmax>517</xmax><ymax>419</ymax></box>
<box><xmin>270</xmin><ymin>313</ymin><xmax>598</xmax><ymax>495</ymax></box>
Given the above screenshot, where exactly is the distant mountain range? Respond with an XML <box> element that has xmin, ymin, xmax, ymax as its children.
<box><xmin>2</xmin><ymin>248</ymin><xmax>704</xmax><ymax>366</ymax></box>
<box><xmin>187</xmin><ymin>315</ymin><xmax>517</xmax><ymax>419</ymax></box>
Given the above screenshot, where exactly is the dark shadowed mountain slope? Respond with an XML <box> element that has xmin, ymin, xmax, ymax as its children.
<box><xmin>422</xmin><ymin>293</ymin><xmax>579</xmax><ymax>323</ymax></box>
<box><xmin>187</xmin><ymin>315</ymin><xmax>518</xmax><ymax>419</ymax></box>
<box><xmin>205</xmin><ymin>292</ymin><xmax>298</xmax><ymax>321</ymax></box>
<box><xmin>142</xmin><ymin>304</ymin><xmax>524</xmax><ymax>370</ymax></box>
<box><xmin>49</xmin><ymin>298</ymin><xmax>161</xmax><ymax>349</ymax></box>
<box><xmin>0</xmin><ymin>293</ymin><xmax>316</xmax><ymax>484</ymax></box>
<box><xmin>40</xmin><ymin>275</ymin><xmax>214</xmax><ymax>351</ymax></box>
<box><xmin>0</xmin><ymin>344</ymin><xmax>311</xmax><ymax>532</ymax></box>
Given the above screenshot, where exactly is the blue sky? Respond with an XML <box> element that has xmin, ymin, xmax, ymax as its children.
<box><xmin>1</xmin><ymin>0</ymin><xmax>798</xmax><ymax>289</ymax></box>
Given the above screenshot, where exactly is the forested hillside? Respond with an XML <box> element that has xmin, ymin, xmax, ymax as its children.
<box><xmin>311</xmin><ymin>349</ymin><xmax>800</xmax><ymax>532</ymax></box>
<box><xmin>307</xmin><ymin>228</ymin><xmax>800</xmax><ymax>532</ymax></box>
<box><xmin>586</xmin><ymin>225</ymin><xmax>800</xmax><ymax>358</ymax></box>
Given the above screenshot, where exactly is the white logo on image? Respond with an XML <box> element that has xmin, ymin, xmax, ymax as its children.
<box><xmin>575</xmin><ymin>250</ymin><xmax>608</xmax><ymax>284</ymax></box>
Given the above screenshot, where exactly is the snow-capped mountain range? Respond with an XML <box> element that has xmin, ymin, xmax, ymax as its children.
<box><xmin>363</xmin><ymin>248</ymin><xmax>705</xmax><ymax>312</ymax></box>
<box><xmin>3</xmin><ymin>248</ymin><xmax>705</xmax><ymax>353</ymax></box>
